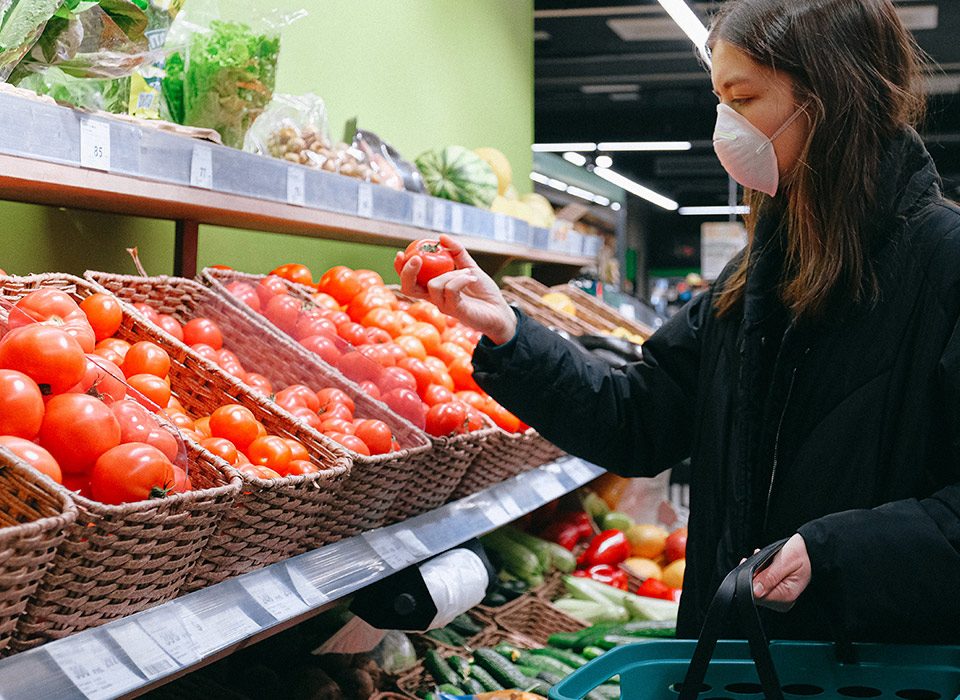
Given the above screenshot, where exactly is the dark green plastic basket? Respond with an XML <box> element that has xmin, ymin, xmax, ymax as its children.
<box><xmin>551</xmin><ymin>540</ymin><xmax>960</xmax><ymax>700</ymax></box>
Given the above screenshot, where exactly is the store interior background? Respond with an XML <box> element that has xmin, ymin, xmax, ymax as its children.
<box><xmin>2</xmin><ymin>0</ymin><xmax>957</xmax><ymax>310</ymax></box>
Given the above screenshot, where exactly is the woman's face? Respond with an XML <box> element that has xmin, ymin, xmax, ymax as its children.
<box><xmin>710</xmin><ymin>39</ymin><xmax>810</xmax><ymax>180</ymax></box>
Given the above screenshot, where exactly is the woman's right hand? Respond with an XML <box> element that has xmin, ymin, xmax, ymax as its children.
<box><xmin>395</xmin><ymin>234</ymin><xmax>517</xmax><ymax>345</ymax></box>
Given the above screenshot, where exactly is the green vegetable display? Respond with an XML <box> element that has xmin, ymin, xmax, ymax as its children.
<box><xmin>416</xmin><ymin>145</ymin><xmax>498</xmax><ymax>208</ymax></box>
<box><xmin>0</xmin><ymin>0</ymin><xmax>64</xmax><ymax>81</ymax></box>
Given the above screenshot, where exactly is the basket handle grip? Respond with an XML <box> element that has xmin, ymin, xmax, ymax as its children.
<box><xmin>678</xmin><ymin>537</ymin><xmax>789</xmax><ymax>700</ymax></box>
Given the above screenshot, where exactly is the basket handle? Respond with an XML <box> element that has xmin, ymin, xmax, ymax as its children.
<box><xmin>678</xmin><ymin>538</ymin><xmax>789</xmax><ymax>700</ymax></box>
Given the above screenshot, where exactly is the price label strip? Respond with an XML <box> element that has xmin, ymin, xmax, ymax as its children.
<box><xmin>485</xmin><ymin>490</ymin><xmax>525</xmax><ymax>526</ymax></box>
<box><xmin>531</xmin><ymin>472</ymin><xmax>567</xmax><ymax>502</ymax></box>
<box><xmin>46</xmin><ymin>636</ymin><xmax>142</xmax><ymax>700</ymax></box>
<box><xmin>287</xmin><ymin>167</ymin><xmax>306</xmax><ymax>207</ymax></box>
<box><xmin>190</xmin><ymin>145</ymin><xmax>213</xmax><ymax>189</ymax></box>
<box><xmin>363</xmin><ymin>528</ymin><xmax>427</xmax><ymax>570</ymax></box>
<box><xmin>564</xmin><ymin>459</ymin><xmax>600</xmax><ymax>484</ymax></box>
<box><xmin>178</xmin><ymin>606</ymin><xmax>259</xmax><ymax>657</ymax></box>
<box><xmin>494</xmin><ymin>215</ymin><xmax>510</xmax><ymax>242</ymax></box>
<box><xmin>450</xmin><ymin>204</ymin><xmax>465</xmax><ymax>234</ymax></box>
<box><xmin>412</xmin><ymin>195</ymin><xmax>428</xmax><ymax>228</ymax></box>
<box><xmin>286</xmin><ymin>563</ymin><xmax>331</xmax><ymax>607</ymax></box>
<box><xmin>240</xmin><ymin>570</ymin><xmax>309</xmax><ymax>621</ymax></box>
<box><xmin>357</xmin><ymin>183</ymin><xmax>374</xmax><ymax>218</ymax></box>
<box><xmin>138</xmin><ymin>605</ymin><xmax>200</xmax><ymax>666</ymax></box>
<box><xmin>431</xmin><ymin>200</ymin><xmax>446</xmax><ymax>231</ymax></box>
<box><xmin>79</xmin><ymin>118</ymin><xmax>111</xmax><ymax>171</ymax></box>
<box><xmin>106</xmin><ymin>622</ymin><xmax>178</xmax><ymax>681</ymax></box>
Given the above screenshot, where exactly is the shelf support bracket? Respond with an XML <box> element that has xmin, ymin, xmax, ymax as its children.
<box><xmin>175</xmin><ymin>220</ymin><xmax>200</xmax><ymax>278</ymax></box>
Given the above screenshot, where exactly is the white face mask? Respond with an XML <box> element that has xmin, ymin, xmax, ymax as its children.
<box><xmin>712</xmin><ymin>102</ymin><xmax>808</xmax><ymax>197</ymax></box>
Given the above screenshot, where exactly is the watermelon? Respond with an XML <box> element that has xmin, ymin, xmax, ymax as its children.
<box><xmin>416</xmin><ymin>146</ymin><xmax>498</xmax><ymax>208</ymax></box>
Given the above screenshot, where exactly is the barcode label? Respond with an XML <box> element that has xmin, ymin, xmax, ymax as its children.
<box><xmin>357</xmin><ymin>183</ymin><xmax>374</xmax><ymax>217</ymax></box>
<box><xmin>139</xmin><ymin>606</ymin><xmax>200</xmax><ymax>665</ymax></box>
<box><xmin>286</xmin><ymin>563</ymin><xmax>330</xmax><ymax>606</ymax></box>
<box><xmin>79</xmin><ymin>119</ymin><xmax>111</xmax><ymax>171</ymax></box>
<box><xmin>532</xmin><ymin>473</ymin><xmax>567</xmax><ymax>501</ymax></box>
<box><xmin>363</xmin><ymin>529</ymin><xmax>419</xmax><ymax>569</ymax></box>
<box><xmin>107</xmin><ymin>622</ymin><xmax>178</xmax><ymax>680</ymax></box>
<box><xmin>431</xmin><ymin>200</ymin><xmax>446</xmax><ymax>231</ymax></box>
<box><xmin>412</xmin><ymin>195</ymin><xmax>428</xmax><ymax>227</ymax></box>
<box><xmin>47</xmin><ymin>636</ymin><xmax>142</xmax><ymax>699</ymax></box>
<box><xmin>240</xmin><ymin>570</ymin><xmax>309</xmax><ymax>621</ymax></box>
<box><xmin>179</xmin><ymin>607</ymin><xmax>259</xmax><ymax>657</ymax></box>
<box><xmin>564</xmin><ymin>459</ymin><xmax>599</xmax><ymax>484</ymax></box>
<box><xmin>287</xmin><ymin>167</ymin><xmax>306</xmax><ymax>206</ymax></box>
<box><xmin>190</xmin><ymin>145</ymin><xmax>213</xmax><ymax>189</ymax></box>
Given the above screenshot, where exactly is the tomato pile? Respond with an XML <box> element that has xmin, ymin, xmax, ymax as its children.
<box><xmin>224</xmin><ymin>261</ymin><xmax>525</xmax><ymax>438</ymax></box>
<box><xmin>0</xmin><ymin>289</ymin><xmax>190</xmax><ymax>504</ymax></box>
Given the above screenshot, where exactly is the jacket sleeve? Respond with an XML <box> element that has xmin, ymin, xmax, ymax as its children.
<box><xmin>797</xmin><ymin>314</ymin><xmax>960</xmax><ymax>644</ymax></box>
<box><xmin>471</xmin><ymin>290</ymin><xmax>710</xmax><ymax>477</ymax></box>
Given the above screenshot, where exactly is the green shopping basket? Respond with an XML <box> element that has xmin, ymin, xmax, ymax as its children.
<box><xmin>550</xmin><ymin>540</ymin><xmax>960</xmax><ymax>700</ymax></box>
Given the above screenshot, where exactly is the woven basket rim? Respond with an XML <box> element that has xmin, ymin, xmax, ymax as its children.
<box><xmin>0</xmin><ymin>447</ymin><xmax>79</xmax><ymax>533</ymax></box>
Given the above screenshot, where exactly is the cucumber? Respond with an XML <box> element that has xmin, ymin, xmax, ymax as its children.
<box><xmin>473</xmin><ymin>648</ymin><xmax>531</xmax><ymax>689</ymax></box>
<box><xmin>597</xmin><ymin>633</ymin><xmax>672</xmax><ymax>650</ymax></box>
<box><xmin>522</xmin><ymin>678</ymin><xmax>552</xmax><ymax>695</ymax></box>
<box><xmin>448</xmin><ymin>614</ymin><xmax>483</xmax><ymax>636</ymax></box>
<box><xmin>481</xmin><ymin>531</ymin><xmax>543</xmax><ymax>585</ymax></box>
<box><xmin>529</xmin><ymin>647</ymin><xmax>589</xmax><ymax>668</ymax></box>
<box><xmin>582</xmin><ymin>646</ymin><xmax>605</xmax><ymax>660</ymax></box>
<box><xmin>516</xmin><ymin>651</ymin><xmax>576</xmax><ymax>677</ymax></box>
<box><xmin>594</xmin><ymin>685</ymin><xmax>621</xmax><ymax>699</ymax></box>
<box><xmin>460</xmin><ymin>678</ymin><xmax>485</xmax><ymax>695</ymax></box>
<box><xmin>438</xmin><ymin>684</ymin><xmax>465</xmax><ymax>695</ymax></box>
<box><xmin>516</xmin><ymin>665</ymin><xmax>541</xmax><ymax>677</ymax></box>
<box><xmin>546</xmin><ymin>631</ymin><xmax>582</xmax><ymax>649</ymax></box>
<box><xmin>447</xmin><ymin>655</ymin><xmax>472</xmax><ymax>681</ymax></box>
<box><xmin>493</xmin><ymin>643</ymin><xmax>523</xmax><ymax>663</ymax></box>
<box><xmin>500</xmin><ymin>526</ymin><xmax>551</xmax><ymax>570</ymax></box>
<box><xmin>425</xmin><ymin>650</ymin><xmax>461</xmax><ymax>687</ymax></box>
<box><xmin>467</xmin><ymin>665</ymin><xmax>503</xmax><ymax>692</ymax></box>
<box><xmin>536</xmin><ymin>670</ymin><xmax>564</xmax><ymax>687</ymax></box>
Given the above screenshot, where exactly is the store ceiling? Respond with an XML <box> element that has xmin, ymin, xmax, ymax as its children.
<box><xmin>533</xmin><ymin>0</ymin><xmax>960</xmax><ymax>211</ymax></box>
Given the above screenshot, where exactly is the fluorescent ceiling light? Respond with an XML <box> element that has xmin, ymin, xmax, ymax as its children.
<box><xmin>609</xmin><ymin>93</ymin><xmax>641</xmax><ymax>102</ymax></box>
<box><xmin>611</xmin><ymin>202</ymin><xmax>622</xmax><ymax>211</ymax></box>
<box><xmin>656</xmin><ymin>0</ymin><xmax>709</xmax><ymax>62</ymax></box>
<box><xmin>607</xmin><ymin>17</ymin><xmax>687</xmax><ymax>42</ymax></box>
<box><xmin>532</xmin><ymin>142</ymin><xmax>597</xmax><ymax>152</ymax></box>
<box><xmin>594</xmin><ymin>167</ymin><xmax>678</xmax><ymax>210</ymax></box>
<box><xmin>533</xmin><ymin>30</ymin><xmax>552</xmax><ymax>41</ymax></box>
<box><xmin>567</xmin><ymin>185</ymin><xmax>598</xmax><ymax>201</ymax></box>
<box><xmin>530</xmin><ymin>172</ymin><xmax>550</xmax><ymax>185</ymax></box>
<box><xmin>580</xmin><ymin>84</ymin><xmax>640</xmax><ymax>94</ymax></box>
<box><xmin>531</xmin><ymin>172</ymin><xmax>617</xmax><ymax>208</ymax></box>
<box><xmin>595</xmin><ymin>155</ymin><xmax>613</xmax><ymax>168</ymax></box>
<box><xmin>597</xmin><ymin>141</ymin><xmax>692</xmax><ymax>151</ymax></box>
<box><xmin>895</xmin><ymin>5</ymin><xmax>938</xmax><ymax>31</ymax></box>
<box><xmin>593</xmin><ymin>195</ymin><xmax>611</xmax><ymax>206</ymax></box>
<box><xmin>563</xmin><ymin>152</ymin><xmax>588</xmax><ymax>166</ymax></box>
<box><xmin>678</xmin><ymin>205</ymin><xmax>750</xmax><ymax>216</ymax></box>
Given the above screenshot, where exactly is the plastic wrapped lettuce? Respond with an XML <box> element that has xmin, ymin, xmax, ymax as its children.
<box><xmin>0</xmin><ymin>0</ymin><xmax>63</xmax><ymax>82</ymax></box>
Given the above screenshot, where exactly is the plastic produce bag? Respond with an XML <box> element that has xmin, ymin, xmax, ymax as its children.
<box><xmin>243</xmin><ymin>92</ymin><xmax>332</xmax><ymax>166</ymax></box>
<box><xmin>0</xmin><ymin>0</ymin><xmax>62</xmax><ymax>82</ymax></box>
<box><xmin>15</xmin><ymin>65</ymin><xmax>128</xmax><ymax>111</ymax></box>
<box><xmin>348</xmin><ymin>124</ymin><xmax>425</xmax><ymax>193</ymax></box>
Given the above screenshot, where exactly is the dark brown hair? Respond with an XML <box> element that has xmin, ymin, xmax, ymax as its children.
<box><xmin>709</xmin><ymin>0</ymin><xmax>927</xmax><ymax>319</ymax></box>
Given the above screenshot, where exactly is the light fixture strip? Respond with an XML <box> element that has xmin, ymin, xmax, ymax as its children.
<box><xmin>656</xmin><ymin>0</ymin><xmax>710</xmax><ymax>63</ymax></box>
<box><xmin>594</xmin><ymin>167</ymin><xmax>679</xmax><ymax>211</ymax></box>
<box><xmin>677</xmin><ymin>205</ymin><xmax>751</xmax><ymax>216</ymax></box>
<box><xmin>531</xmin><ymin>142</ymin><xmax>597</xmax><ymax>153</ymax></box>
<box><xmin>597</xmin><ymin>141</ymin><xmax>693</xmax><ymax>152</ymax></box>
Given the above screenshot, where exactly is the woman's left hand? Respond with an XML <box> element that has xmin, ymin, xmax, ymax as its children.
<box><xmin>752</xmin><ymin>533</ymin><xmax>812</xmax><ymax>612</ymax></box>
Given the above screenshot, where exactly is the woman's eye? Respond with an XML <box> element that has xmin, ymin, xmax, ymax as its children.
<box><xmin>732</xmin><ymin>97</ymin><xmax>752</xmax><ymax>106</ymax></box>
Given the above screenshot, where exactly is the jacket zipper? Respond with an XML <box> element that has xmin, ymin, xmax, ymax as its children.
<box><xmin>763</xmin><ymin>365</ymin><xmax>797</xmax><ymax>533</ymax></box>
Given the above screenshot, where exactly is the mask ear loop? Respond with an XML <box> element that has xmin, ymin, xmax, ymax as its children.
<box><xmin>758</xmin><ymin>101</ymin><xmax>811</xmax><ymax>153</ymax></box>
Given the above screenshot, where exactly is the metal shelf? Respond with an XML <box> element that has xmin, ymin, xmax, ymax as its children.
<box><xmin>0</xmin><ymin>93</ymin><xmax>596</xmax><ymax>276</ymax></box>
<box><xmin>0</xmin><ymin>457</ymin><xmax>602</xmax><ymax>700</ymax></box>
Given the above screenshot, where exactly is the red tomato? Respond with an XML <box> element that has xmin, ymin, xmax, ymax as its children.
<box><xmin>293</xmin><ymin>313</ymin><xmax>337</xmax><ymax>341</ymax></box>
<box><xmin>194</xmin><ymin>417</ymin><xmax>212</xmax><ymax>438</ymax></box>
<box><xmin>144</xmin><ymin>427</ymin><xmax>180</xmax><ymax>462</ymax></box>
<box><xmin>407</xmin><ymin>301</ymin><xmax>448</xmax><ymax>332</ymax></box>
<box><xmin>396</xmin><ymin>357</ymin><xmax>434</xmax><ymax>396</ymax></box>
<box><xmin>225</xmin><ymin>281</ymin><xmax>261</xmax><ymax>312</ymax></box>
<box><xmin>264</xmin><ymin>294</ymin><xmax>302</xmax><ymax>333</ymax></box>
<box><xmin>347</xmin><ymin>287</ymin><xmax>396</xmax><ymax>323</ymax></box>
<box><xmin>337</xmin><ymin>351</ymin><xmax>383</xmax><ymax>385</ymax></box>
<box><xmin>271</xmin><ymin>263</ymin><xmax>314</xmax><ymax>288</ymax></box>
<box><xmin>112</xmin><ymin>399</ymin><xmax>159</xmax><ymax>443</ymax></box>
<box><xmin>0</xmin><ymin>369</ymin><xmax>44</xmax><ymax>438</ymax></box>
<box><xmin>284</xmin><ymin>459</ymin><xmax>320</xmax><ymax>476</ymax></box>
<box><xmin>311</xmin><ymin>292</ymin><xmax>341</xmax><ymax>312</ymax></box>
<box><xmin>317</xmin><ymin>266</ymin><xmax>362</xmax><ymax>305</ymax></box>
<box><xmin>275</xmin><ymin>384</ymin><xmax>320</xmax><ymax>412</ymax></box>
<box><xmin>455</xmin><ymin>390</ymin><xmax>487</xmax><ymax>411</ymax></box>
<box><xmin>244</xmin><ymin>373</ymin><xmax>273</xmax><ymax>394</ymax></box>
<box><xmin>437</xmin><ymin>341</ymin><xmax>470</xmax><ymax>365</ymax></box>
<box><xmin>122</xmin><ymin>341</ymin><xmax>171</xmax><ymax>379</ymax></box>
<box><xmin>90</xmin><ymin>443</ymin><xmax>175</xmax><ymax>504</ymax></box>
<box><xmin>362</xmin><ymin>308</ymin><xmax>403</xmax><ymax>337</ymax></box>
<box><xmin>359</xmin><ymin>380</ymin><xmax>381</xmax><ymax>400</ymax></box>
<box><xmin>423</xmin><ymin>384</ymin><xmax>455</xmax><ymax>406</ymax></box>
<box><xmin>170</xmin><ymin>465</ymin><xmax>192</xmax><ymax>493</ymax></box>
<box><xmin>381</xmin><ymin>388</ymin><xmax>427</xmax><ymax>430</ymax></box>
<box><xmin>127</xmin><ymin>374</ymin><xmax>172</xmax><ymax>410</ymax></box>
<box><xmin>407</xmin><ymin>322</ymin><xmax>442</xmax><ymax>356</ymax></box>
<box><xmin>326</xmin><ymin>432</ymin><xmax>371</xmax><ymax>456</ymax></box>
<box><xmin>358</xmin><ymin>344</ymin><xmax>397</xmax><ymax>368</ymax></box>
<box><xmin>96</xmin><ymin>338</ymin><xmax>131</xmax><ymax>363</ymax></box>
<box><xmin>465</xmin><ymin>407</ymin><xmax>486</xmax><ymax>432</ymax></box>
<box><xmin>200</xmin><ymin>436</ymin><xmax>239</xmax><ymax>465</ymax></box>
<box><xmin>190</xmin><ymin>343</ymin><xmax>219</xmax><ymax>363</ymax></box>
<box><xmin>72</xmin><ymin>355</ymin><xmax>127</xmax><ymax>403</ymax></box>
<box><xmin>317</xmin><ymin>388</ymin><xmax>356</xmax><ymax>414</ymax></box>
<box><xmin>665</xmin><ymin>528</ymin><xmax>688</xmax><ymax>563</ymax></box>
<box><xmin>0</xmin><ymin>435</ymin><xmax>62</xmax><ymax>483</ymax></box>
<box><xmin>300</xmin><ymin>335</ymin><xmax>341</xmax><ymax>365</ymax></box>
<box><xmin>133</xmin><ymin>303</ymin><xmax>161</xmax><ymax>325</ymax></box>
<box><xmin>80</xmin><ymin>293</ymin><xmax>123</xmax><ymax>342</ymax></box>
<box><xmin>256</xmin><ymin>276</ymin><xmax>290</xmax><ymax>306</ymax></box>
<box><xmin>354</xmin><ymin>419</ymin><xmax>393</xmax><ymax>455</ymax></box>
<box><xmin>395</xmin><ymin>239</ymin><xmax>456</xmax><ymax>287</ymax></box>
<box><xmin>483</xmin><ymin>399</ymin><xmax>521</xmax><ymax>433</ymax></box>
<box><xmin>216</xmin><ymin>348</ymin><xmax>242</xmax><ymax>368</ymax></box>
<box><xmin>354</xmin><ymin>269</ymin><xmax>385</xmax><ymax>289</ymax></box>
<box><xmin>288</xmin><ymin>406</ymin><xmax>322</xmax><ymax>431</ymax></box>
<box><xmin>246</xmin><ymin>435</ymin><xmax>292</xmax><ymax>472</ymax></box>
<box><xmin>327</xmin><ymin>310</ymin><xmax>351</xmax><ymax>327</ymax></box>
<box><xmin>0</xmin><ymin>325</ymin><xmax>86</xmax><ymax>395</ymax></box>
<box><xmin>182</xmin><ymin>318</ymin><xmax>223</xmax><ymax>350</ymax></box>
<box><xmin>425</xmin><ymin>401</ymin><xmax>469</xmax><ymax>437</ymax></box>
<box><xmin>378</xmin><ymin>366</ymin><xmax>418</xmax><ymax>395</ymax></box>
<box><xmin>38</xmin><ymin>393</ymin><xmax>121</xmax><ymax>474</ymax></box>
<box><xmin>365</xmin><ymin>326</ymin><xmax>392</xmax><ymax>345</ymax></box>
<box><xmin>157</xmin><ymin>314</ymin><xmax>184</xmax><ymax>341</ymax></box>
<box><xmin>393</xmin><ymin>335</ymin><xmax>427</xmax><ymax>361</ymax></box>
<box><xmin>448</xmin><ymin>355</ymin><xmax>481</xmax><ymax>392</ymax></box>
<box><xmin>423</xmin><ymin>355</ymin><xmax>449</xmax><ymax>376</ymax></box>
<box><xmin>320</xmin><ymin>418</ymin><xmax>355</xmax><ymax>435</ymax></box>
<box><xmin>8</xmin><ymin>288</ymin><xmax>95</xmax><ymax>352</ymax></box>
<box><xmin>284</xmin><ymin>439</ymin><xmax>310</xmax><ymax>462</ymax></box>
<box><xmin>318</xmin><ymin>402</ymin><xmax>353</xmax><ymax>422</ymax></box>
<box><xmin>209</xmin><ymin>404</ymin><xmax>259</xmax><ymax>450</ymax></box>
<box><xmin>338</xmin><ymin>321</ymin><xmax>370</xmax><ymax>347</ymax></box>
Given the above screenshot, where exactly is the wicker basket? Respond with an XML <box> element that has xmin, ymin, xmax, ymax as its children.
<box><xmin>200</xmin><ymin>267</ymin><xmax>496</xmax><ymax>520</ymax></box>
<box><xmin>493</xmin><ymin>596</ymin><xmax>587</xmax><ymax>646</ymax></box>
<box><xmin>0</xmin><ymin>273</ymin><xmax>348</xmax><ymax>597</ymax></box>
<box><xmin>501</xmin><ymin>281</ymin><xmax>600</xmax><ymax>337</ymax></box>
<box><xmin>86</xmin><ymin>271</ymin><xmax>434</xmax><ymax>536</ymax></box>
<box><xmin>0</xmin><ymin>448</ymin><xmax>78</xmax><ymax>656</ymax></box>
<box><xmin>409</xmin><ymin>609</ymin><xmax>493</xmax><ymax>654</ymax></box>
<box><xmin>548</xmin><ymin>284</ymin><xmax>655</xmax><ymax>340</ymax></box>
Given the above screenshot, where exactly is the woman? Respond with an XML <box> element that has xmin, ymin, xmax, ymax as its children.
<box><xmin>398</xmin><ymin>0</ymin><xmax>960</xmax><ymax>642</ymax></box>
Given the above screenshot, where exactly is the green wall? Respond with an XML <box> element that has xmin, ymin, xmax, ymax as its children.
<box><xmin>0</xmin><ymin>0</ymin><xmax>534</xmax><ymax>279</ymax></box>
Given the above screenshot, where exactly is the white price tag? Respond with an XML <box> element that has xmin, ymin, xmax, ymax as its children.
<box><xmin>532</xmin><ymin>473</ymin><xmax>567</xmax><ymax>501</ymax></box>
<box><xmin>79</xmin><ymin>119</ymin><xmax>111</xmax><ymax>171</ymax></box>
<box><xmin>412</xmin><ymin>195</ymin><xmax>428</xmax><ymax>228</ymax></box>
<box><xmin>450</xmin><ymin>204</ymin><xmax>465</xmax><ymax>234</ymax></box>
<box><xmin>483</xmin><ymin>501</ymin><xmax>511</xmax><ymax>526</ymax></box>
<box><xmin>357</xmin><ymin>183</ymin><xmax>374</xmax><ymax>218</ymax></box>
<box><xmin>363</xmin><ymin>529</ymin><xmax>419</xmax><ymax>569</ymax></box>
<box><xmin>139</xmin><ymin>606</ymin><xmax>199</xmax><ymax>666</ymax></box>
<box><xmin>240</xmin><ymin>570</ymin><xmax>309</xmax><ymax>621</ymax></box>
<box><xmin>179</xmin><ymin>606</ymin><xmax>259</xmax><ymax>657</ymax></box>
<box><xmin>287</xmin><ymin>167</ymin><xmax>306</xmax><ymax>206</ymax></box>
<box><xmin>286</xmin><ymin>563</ymin><xmax>330</xmax><ymax>607</ymax></box>
<box><xmin>564</xmin><ymin>459</ymin><xmax>599</xmax><ymax>484</ymax></box>
<box><xmin>190</xmin><ymin>145</ymin><xmax>213</xmax><ymax>189</ymax></box>
<box><xmin>107</xmin><ymin>622</ymin><xmax>178</xmax><ymax>681</ymax></box>
<box><xmin>47</xmin><ymin>636</ymin><xmax>141</xmax><ymax>700</ymax></box>
<box><xmin>431</xmin><ymin>200</ymin><xmax>446</xmax><ymax>231</ymax></box>
<box><xmin>395</xmin><ymin>529</ymin><xmax>430</xmax><ymax>558</ymax></box>
<box><xmin>494</xmin><ymin>214</ymin><xmax>510</xmax><ymax>242</ymax></box>
<box><xmin>506</xmin><ymin>217</ymin><xmax>517</xmax><ymax>242</ymax></box>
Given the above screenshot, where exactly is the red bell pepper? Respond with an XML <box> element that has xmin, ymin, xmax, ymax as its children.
<box><xmin>542</xmin><ymin>512</ymin><xmax>594</xmax><ymax>551</ymax></box>
<box><xmin>577</xmin><ymin>529</ymin><xmax>629</xmax><ymax>567</ymax></box>
<box><xmin>573</xmin><ymin>564</ymin><xmax>628</xmax><ymax>590</ymax></box>
<box><xmin>637</xmin><ymin>577</ymin><xmax>682</xmax><ymax>601</ymax></box>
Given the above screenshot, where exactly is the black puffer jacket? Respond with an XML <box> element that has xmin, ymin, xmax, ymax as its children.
<box><xmin>473</xmin><ymin>128</ymin><xmax>960</xmax><ymax>643</ymax></box>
